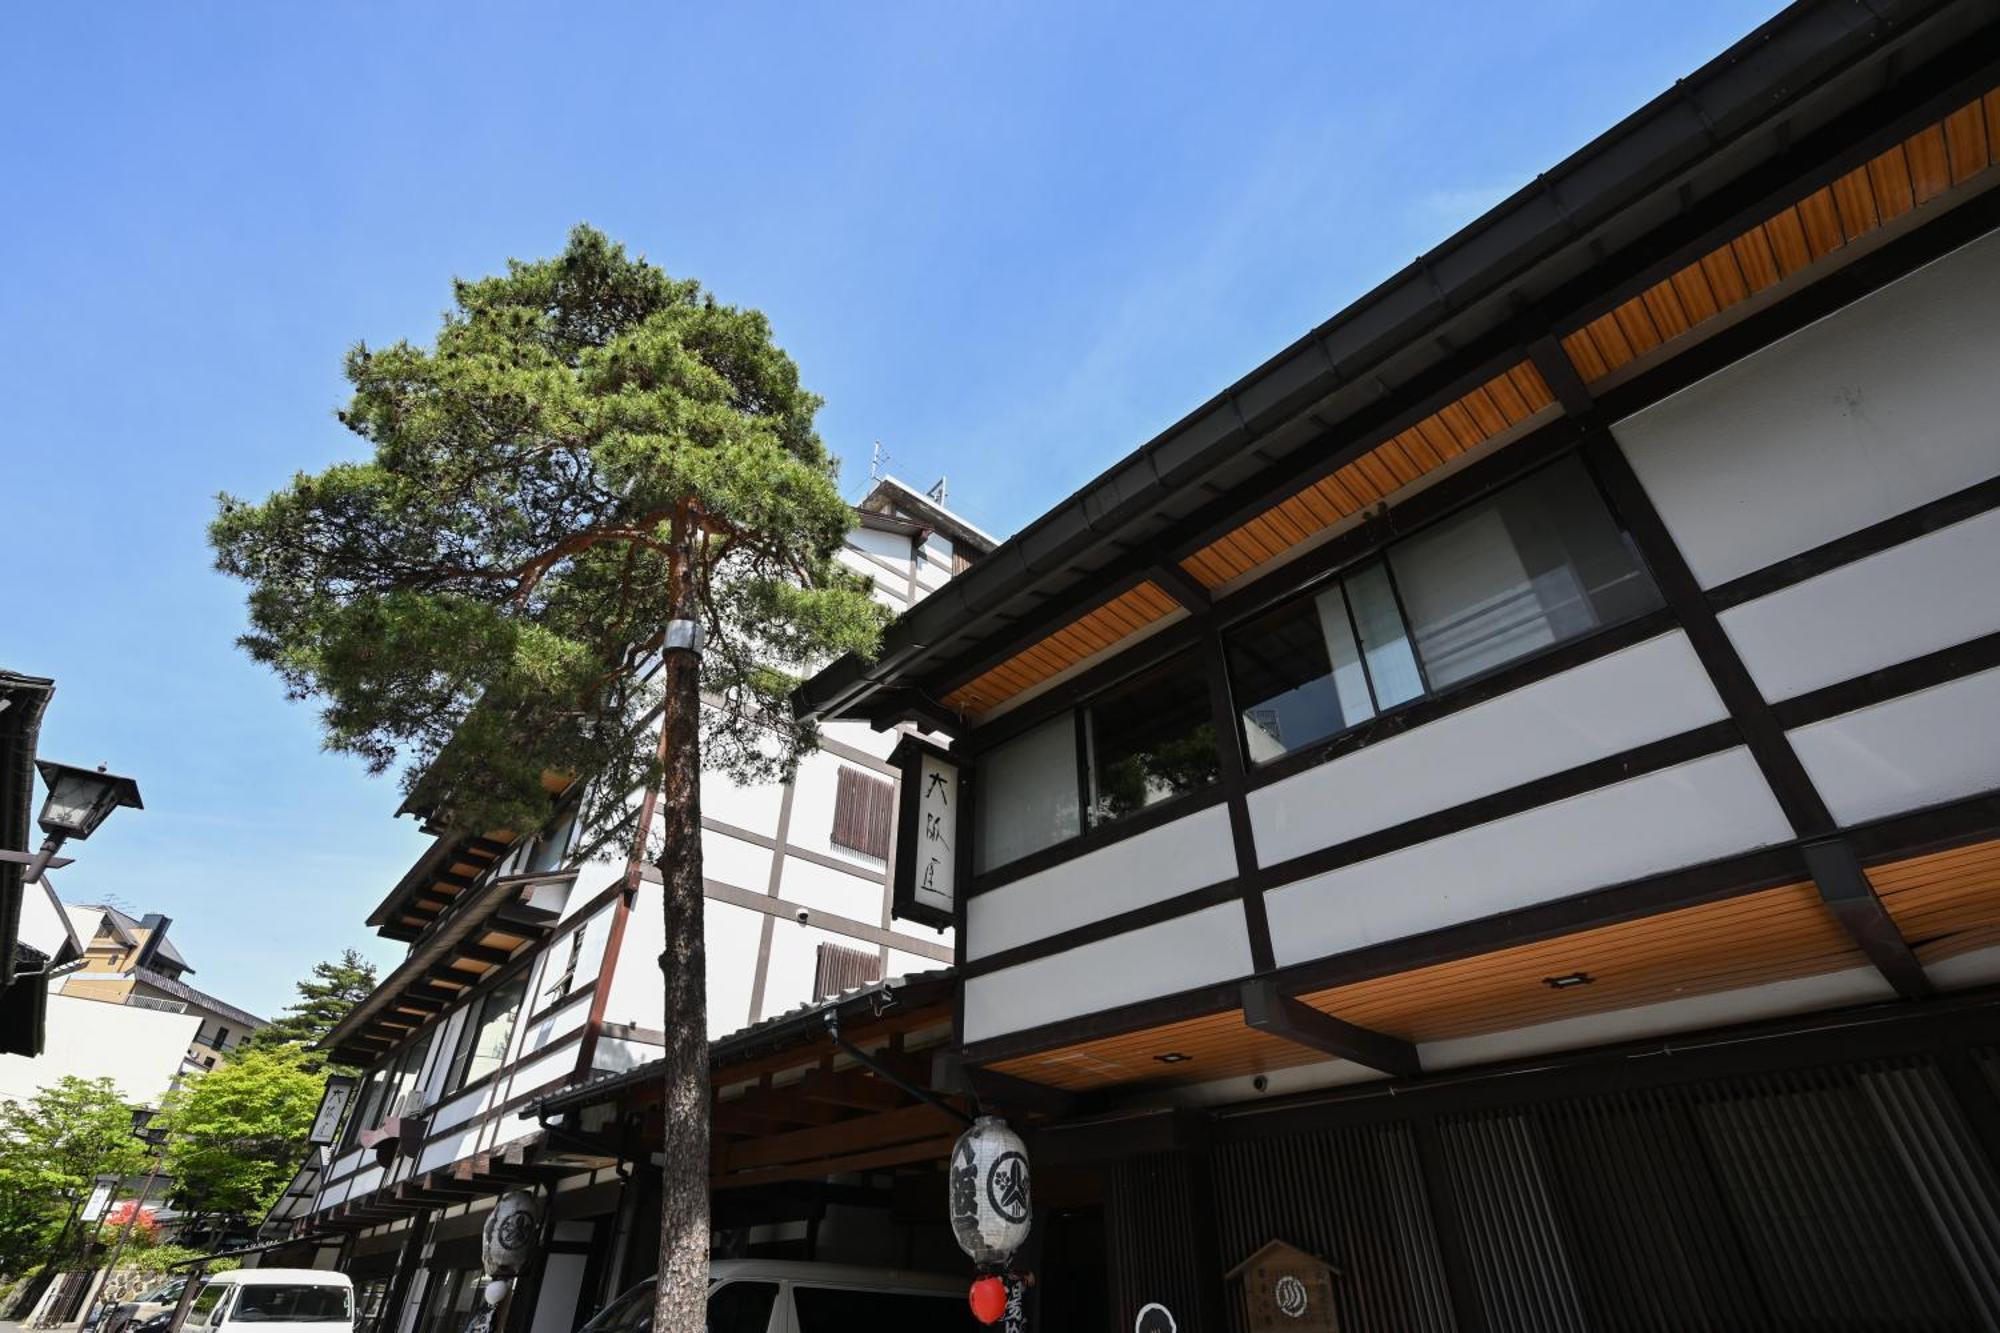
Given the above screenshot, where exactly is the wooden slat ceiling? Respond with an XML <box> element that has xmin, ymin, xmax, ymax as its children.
<box><xmin>943</xmin><ymin>580</ymin><xmax>1181</xmax><ymax>717</ymax></box>
<box><xmin>939</xmin><ymin>87</ymin><xmax>2000</xmax><ymax>723</ymax></box>
<box><xmin>1181</xmin><ymin>362</ymin><xmax>1556</xmax><ymax>590</ymax></box>
<box><xmin>988</xmin><ymin>881</ymin><xmax>1864</xmax><ymax>1092</ymax></box>
<box><xmin>1870</xmin><ymin>837</ymin><xmax>2000</xmax><ymax>966</ymax></box>
<box><xmin>1560</xmin><ymin>92</ymin><xmax>2000</xmax><ymax>383</ymax></box>
<box><xmin>381</xmin><ymin>834</ymin><xmax>511</xmax><ymax>943</ymax></box>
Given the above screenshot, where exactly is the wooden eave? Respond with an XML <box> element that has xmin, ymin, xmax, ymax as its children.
<box><xmin>936</xmin><ymin>86</ymin><xmax>2000</xmax><ymax>721</ymax></box>
<box><xmin>981</xmin><ymin>833</ymin><xmax>2000</xmax><ymax>1096</ymax></box>
<box><xmin>325</xmin><ymin>871</ymin><xmax>562</xmax><ymax>1065</ymax></box>
<box><xmin>366</xmin><ymin>831</ymin><xmax>514</xmax><ymax>943</ymax></box>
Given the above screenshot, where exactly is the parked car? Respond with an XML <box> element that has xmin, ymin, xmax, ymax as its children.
<box><xmin>99</xmin><ymin>1280</ymin><xmax>188</xmax><ymax>1333</ymax></box>
<box><xmin>176</xmin><ymin>1270</ymin><xmax>355</xmax><ymax>1333</ymax></box>
<box><xmin>581</xmin><ymin>1262</ymin><xmax>978</xmax><ymax>1333</ymax></box>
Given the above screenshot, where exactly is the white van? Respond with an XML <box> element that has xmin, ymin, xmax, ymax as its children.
<box><xmin>579</xmin><ymin>1262</ymin><xmax>977</xmax><ymax>1333</ymax></box>
<box><xmin>183</xmin><ymin>1270</ymin><xmax>355</xmax><ymax>1333</ymax></box>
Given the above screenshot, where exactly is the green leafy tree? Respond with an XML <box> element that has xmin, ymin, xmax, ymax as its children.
<box><xmin>0</xmin><ymin>1076</ymin><xmax>147</xmax><ymax>1277</ymax></box>
<box><xmin>159</xmin><ymin>1048</ymin><xmax>323</xmax><ymax>1230</ymax></box>
<box><xmin>243</xmin><ymin>950</ymin><xmax>378</xmax><ymax>1067</ymax></box>
<box><xmin>209</xmin><ymin>225</ymin><xmax>886</xmax><ymax>1331</ymax></box>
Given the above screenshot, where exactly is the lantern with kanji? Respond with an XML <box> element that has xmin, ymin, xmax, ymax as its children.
<box><xmin>948</xmin><ymin>1115</ymin><xmax>1032</xmax><ymax>1267</ymax></box>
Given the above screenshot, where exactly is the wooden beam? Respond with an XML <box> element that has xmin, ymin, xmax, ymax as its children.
<box><xmin>1147</xmin><ymin>561</ymin><xmax>1212</xmax><ymax>613</ymax></box>
<box><xmin>714</xmin><ymin>1133</ymin><xmax>960</xmax><ymax>1190</ymax></box>
<box><xmin>456</xmin><ymin>943</ymin><xmax>516</xmax><ymax>966</ymax></box>
<box><xmin>716</xmin><ymin>1102</ymin><xmax>965</xmax><ymax>1174</ymax></box>
<box><xmin>799</xmin><ymin>1067</ymin><xmax>910</xmax><ymax>1114</ymax></box>
<box><xmin>1241</xmin><ymin>979</ymin><xmax>1421</xmax><ymax>1078</ymax></box>
<box><xmin>1802</xmin><ymin>840</ymin><xmax>1932</xmax><ymax>999</ymax></box>
<box><xmin>932</xmin><ymin>1052</ymin><xmax>1079</xmax><ymax>1119</ymax></box>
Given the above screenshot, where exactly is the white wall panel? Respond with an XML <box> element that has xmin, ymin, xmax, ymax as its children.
<box><xmin>702</xmin><ymin>828</ymin><xmax>772</xmax><ymax>895</ymax></box>
<box><xmin>590</xmin><ymin>1035</ymin><xmax>665</xmax><ymax>1073</ymax></box>
<box><xmin>1247</xmin><ymin>632</ymin><xmax>1725</xmax><ymax>866</ymax></box>
<box><xmin>604</xmin><ymin>891</ymin><xmax>665</xmax><ymax>1032</ymax></box>
<box><xmin>1263</xmin><ymin>748</ymin><xmax>1792</xmax><ymax>967</ymax></box>
<box><xmin>777</xmin><ymin>854</ymin><xmax>886</xmax><ymax>920</ymax></box>
<box><xmin>1722</xmin><ymin>506</ymin><xmax>2000</xmax><ymax>700</ymax></box>
<box><xmin>1614</xmin><ymin>224</ymin><xmax>2000</xmax><ymax>587</ymax></box>
<box><xmin>966</xmin><ymin>804</ymin><xmax>1238</xmax><ymax>960</ymax></box>
<box><xmin>962</xmin><ymin>903</ymin><xmax>1253</xmax><ymax>1043</ymax></box>
<box><xmin>1791</xmin><ymin>665</ymin><xmax>2000</xmax><ymax>825</ymax></box>
<box><xmin>704</xmin><ymin>899</ymin><xmax>765</xmax><ymax>1037</ymax></box>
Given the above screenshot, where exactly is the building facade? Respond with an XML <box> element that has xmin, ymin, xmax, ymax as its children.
<box><xmin>58</xmin><ymin>905</ymin><xmax>267</xmax><ymax>1073</ymax></box>
<box><xmin>267</xmin><ymin>480</ymin><xmax>992</xmax><ymax>1333</ymax></box>
<box><xmin>797</xmin><ymin>3</ymin><xmax>2000</xmax><ymax>1328</ymax></box>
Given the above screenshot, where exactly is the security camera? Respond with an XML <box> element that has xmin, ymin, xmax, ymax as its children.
<box><xmin>1252</xmin><ymin>1075</ymin><xmax>1270</xmax><ymax>1093</ymax></box>
<box><xmin>794</xmin><ymin>907</ymin><xmax>811</xmax><ymax>924</ymax></box>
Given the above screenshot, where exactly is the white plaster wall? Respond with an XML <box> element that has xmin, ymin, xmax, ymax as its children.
<box><xmin>0</xmin><ymin>992</ymin><xmax>200</xmax><ymax>1106</ymax></box>
<box><xmin>1790</xmin><ymin>664</ymin><xmax>2000</xmax><ymax>825</ymax></box>
<box><xmin>966</xmin><ymin>803</ymin><xmax>1237</xmax><ymax>960</ymax></box>
<box><xmin>1262</xmin><ymin>748</ymin><xmax>1793</xmax><ymax>967</ymax></box>
<box><xmin>777</xmin><ymin>854</ymin><xmax>888</xmax><ymax>921</ymax></box>
<box><xmin>1247</xmin><ymin>632</ymin><xmax>1726</xmax><ymax>866</ymax></box>
<box><xmin>962</xmin><ymin>903</ymin><xmax>1254</xmax><ymax>1043</ymax></box>
<box><xmin>1613</xmin><ymin>223</ymin><xmax>2000</xmax><ymax>587</ymax></box>
<box><xmin>823</xmin><ymin>719</ymin><xmax>900</xmax><ymax>761</ymax></box>
<box><xmin>1720</xmin><ymin>505</ymin><xmax>2000</xmax><ymax>701</ymax></box>
<box><xmin>602</xmin><ymin>885</ymin><xmax>666</xmax><ymax>1033</ymax></box>
<box><xmin>705</xmin><ymin>898</ymin><xmax>765</xmax><ymax>1037</ymax></box>
<box><xmin>758</xmin><ymin>921</ymin><xmax>862</xmax><ymax>1020</ymax></box>
<box><xmin>702</xmin><ymin>827</ymin><xmax>772</xmax><ymax>894</ymax></box>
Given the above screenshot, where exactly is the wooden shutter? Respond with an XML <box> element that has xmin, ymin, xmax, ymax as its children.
<box><xmin>813</xmin><ymin>942</ymin><xmax>884</xmax><ymax>1001</ymax></box>
<box><xmin>831</xmin><ymin>766</ymin><xmax>895</xmax><ymax>859</ymax></box>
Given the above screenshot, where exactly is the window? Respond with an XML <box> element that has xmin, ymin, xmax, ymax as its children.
<box><xmin>791</xmin><ymin>1285</ymin><xmax>977</xmax><ymax>1332</ymax></box>
<box><xmin>188</xmin><ymin>1285</ymin><xmax>226</xmax><ymax>1325</ymax></box>
<box><xmin>213</xmin><ymin>1025</ymin><xmax>230</xmax><ymax>1049</ymax></box>
<box><xmin>579</xmin><ymin>1280</ymin><xmax>655</xmax><ymax>1333</ymax></box>
<box><xmin>705</xmin><ymin>1282</ymin><xmax>779</xmax><ymax>1333</ymax></box>
<box><xmin>385</xmin><ymin>1024</ymin><xmax>437</xmax><ymax>1117</ymax></box>
<box><xmin>1387</xmin><ymin>456</ymin><xmax>1659</xmax><ymax>689</ymax></box>
<box><xmin>813</xmin><ymin>942</ymin><xmax>883</xmax><ymax>1001</ymax></box>
<box><xmin>830</xmin><ymin>766</ymin><xmax>895</xmax><ymax>859</ymax></box>
<box><xmin>541</xmin><ymin>926</ymin><xmax>591</xmax><ymax>1006</ymax></box>
<box><xmin>1226</xmin><ymin>456</ymin><xmax>1660</xmax><ymax>763</ymax></box>
<box><xmin>448</xmin><ymin>973</ymin><xmax>528</xmax><ymax>1089</ymax></box>
<box><xmin>508</xmin><ymin>798</ymin><xmax>579</xmax><ymax>877</ymax></box>
<box><xmin>230</xmin><ymin>1285</ymin><xmax>353</xmax><ymax>1323</ymax></box>
<box><xmin>974</xmin><ymin>715</ymin><xmax>1080</xmax><ymax>872</ymax></box>
<box><xmin>1229</xmin><ymin>561</ymin><xmax>1422</xmax><ymax>763</ymax></box>
<box><xmin>1084</xmin><ymin>652</ymin><xmax>1218</xmax><ymax>824</ymax></box>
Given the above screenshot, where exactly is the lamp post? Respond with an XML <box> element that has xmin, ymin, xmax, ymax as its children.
<box><xmin>0</xmin><ymin>761</ymin><xmax>143</xmax><ymax>882</ymax></box>
<box><xmin>79</xmin><ymin>1108</ymin><xmax>171</xmax><ymax>1333</ymax></box>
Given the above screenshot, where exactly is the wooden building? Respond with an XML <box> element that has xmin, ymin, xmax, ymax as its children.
<box><xmin>796</xmin><ymin>2</ymin><xmax>2000</xmax><ymax>1327</ymax></box>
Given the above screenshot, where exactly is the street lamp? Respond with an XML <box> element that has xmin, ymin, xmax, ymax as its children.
<box><xmin>0</xmin><ymin>761</ymin><xmax>143</xmax><ymax>882</ymax></box>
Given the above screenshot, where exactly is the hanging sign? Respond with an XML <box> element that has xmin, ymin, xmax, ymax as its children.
<box><xmin>81</xmin><ymin>1179</ymin><xmax>115</xmax><ymax>1222</ymax></box>
<box><xmin>948</xmin><ymin>1115</ymin><xmax>1032</xmax><ymax>1267</ymax></box>
<box><xmin>1227</xmin><ymin>1239</ymin><xmax>1341</xmax><ymax>1333</ymax></box>
<box><xmin>481</xmin><ymin>1190</ymin><xmax>542</xmax><ymax>1278</ymax></box>
<box><xmin>307</xmin><ymin>1075</ymin><xmax>358</xmax><ymax>1146</ymax></box>
<box><xmin>890</xmin><ymin>736</ymin><xmax>959</xmax><ymax>929</ymax></box>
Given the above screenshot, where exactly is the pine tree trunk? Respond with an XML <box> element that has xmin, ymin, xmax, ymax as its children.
<box><xmin>652</xmin><ymin>545</ymin><xmax>710</xmax><ymax>1333</ymax></box>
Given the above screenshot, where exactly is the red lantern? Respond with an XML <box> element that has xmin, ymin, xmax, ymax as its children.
<box><xmin>968</xmin><ymin>1276</ymin><xmax>1007</xmax><ymax>1325</ymax></box>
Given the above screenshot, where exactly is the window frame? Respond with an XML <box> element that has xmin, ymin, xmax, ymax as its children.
<box><xmin>445</xmin><ymin>966</ymin><xmax>531</xmax><ymax>1094</ymax></box>
<box><xmin>963</xmin><ymin>438</ymin><xmax>1668</xmax><ymax>891</ymax></box>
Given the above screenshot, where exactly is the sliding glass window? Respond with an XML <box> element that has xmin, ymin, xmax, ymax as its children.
<box><xmin>1226</xmin><ymin>456</ymin><xmax>1660</xmax><ymax>763</ymax></box>
<box><xmin>447</xmin><ymin>972</ymin><xmax>528</xmax><ymax>1090</ymax></box>
<box><xmin>1084</xmin><ymin>653</ymin><xmax>1219</xmax><ymax>824</ymax></box>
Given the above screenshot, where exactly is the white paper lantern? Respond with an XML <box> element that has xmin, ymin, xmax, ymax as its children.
<box><xmin>948</xmin><ymin>1115</ymin><xmax>1032</xmax><ymax>1266</ymax></box>
<box><xmin>482</xmin><ymin>1190</ymin><xmax>542</xmax><ymax>1278</ymax></box>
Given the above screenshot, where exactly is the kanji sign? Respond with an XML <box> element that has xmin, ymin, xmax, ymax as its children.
<box><xmin>890</xmin><ymin>736</ymin><xmax>959</xmax><ymax>929</ymax></box>
<box><xmin>307</xmin><ymin>1074</ymin><xmax>358</xmax><ymax>1145</ymax></box>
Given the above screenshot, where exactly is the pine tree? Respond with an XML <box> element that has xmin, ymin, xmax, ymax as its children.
<box><xmin>209</xmin><ymin>226</ymin><xmax>885</xmax><ymax>1332</ymax></box>
<box><xmin>243</xmin><ymin>950</ymin><xmax>377</xmax><ymax>1066</ymax></box>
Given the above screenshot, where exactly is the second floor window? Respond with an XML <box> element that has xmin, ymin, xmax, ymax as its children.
<box><xmin>448</xmin><ymin>972</ymin><xmax>528</xmax><ymax>1090</ymax></box>
<box><xmin>1227</xmin><ymin>455</ymin><xmax>1661</xmax><ymax>763</ymax></box>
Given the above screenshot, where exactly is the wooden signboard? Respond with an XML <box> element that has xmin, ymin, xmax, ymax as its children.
<box><xmin>889</xmin><ymin>735</ymin><xmax>960</xmax><ymax>929</ymax></box>
<box><xmin>1226</xmin><ymin>1239</ymin><xmax>1341</xmax><ymax>1333</ymax></box>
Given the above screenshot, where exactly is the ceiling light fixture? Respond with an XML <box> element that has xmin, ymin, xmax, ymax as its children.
<box><xmin>1542</xmin><ymin>971</ymin><xmax>1593</xmax><ymax>990</ymax></box>
<box><xmin>1154</xmin><ymin>1052</ymin><xmax>1191</xmax><ymax>1064</ymax></box>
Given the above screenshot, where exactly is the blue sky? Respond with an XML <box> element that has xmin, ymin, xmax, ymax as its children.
<box><xmin>0</xmin><ymin>1</ymin><xmax>1782</xmax><ymax>1018</ymax></box>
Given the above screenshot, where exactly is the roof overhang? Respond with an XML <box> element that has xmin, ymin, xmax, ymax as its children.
<box><xmin>797</xmin><ymin>0</ymin><xmax>2000</xmax><ymax>727</ymax></box>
